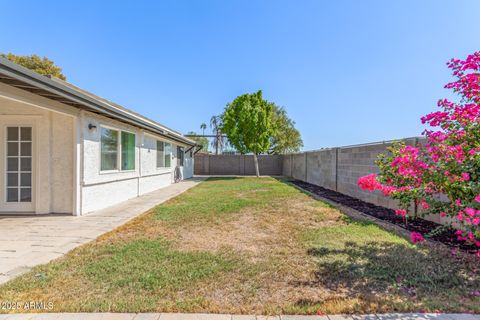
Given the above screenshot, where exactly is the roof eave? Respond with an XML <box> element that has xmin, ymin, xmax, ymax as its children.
<box><xmin>0</xmin><ymin>57</ymin><xmax>196</xmax><ymax>146</ymax></box>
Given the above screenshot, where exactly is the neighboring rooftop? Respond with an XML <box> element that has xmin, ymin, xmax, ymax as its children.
<box><xmin>0</xmin><ymin>57</ymin><xmax>195</xmax><ymax>146</ymax></box>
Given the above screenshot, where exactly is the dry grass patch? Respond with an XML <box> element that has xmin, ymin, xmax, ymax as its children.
<box><xmin>0</xmin><ymin>177</ymin><xmax>478</xmax><ymax>315</ymax></box>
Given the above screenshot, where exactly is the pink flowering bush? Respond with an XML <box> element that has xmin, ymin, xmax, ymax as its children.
<box><xmin>358</xmin><ymin>52</ymin><xmax>480</xmax><ymax>254</ymax></box>
<box><xmin>410</xmin><ymin>232</ymin><xmax>425</xmax><ymax>244</ymax></box>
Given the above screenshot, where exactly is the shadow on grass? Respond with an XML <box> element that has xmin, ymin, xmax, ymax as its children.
<box><xmin>205</xmin><ymin>176</ymin><xmax>241</xmax><ymax>181</ymax></box>
<box><xmin>295</xmin><ymin>240</ymin><xmax>479</xmax><ymax>302</ymax></box>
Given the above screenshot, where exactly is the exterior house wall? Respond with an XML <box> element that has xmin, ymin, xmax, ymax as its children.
<box><xmin>80</xmin><ymin>111</ymin><xmax>193</xmax><ymax>214</ymax></box>
<box><xmin>1</xmin><ymin>83</ymin><xmax>194</xmax><ymax>215</ymax></box>
<box><xmin>138</xmin><ymin>134</ymin><xmax>172</xmax><ymax>195</ymax></box>
<box><xmin>0</xmin><ymin>90</ymin><xmax>75</xmax><ymax>214</ymax></box>
<box><xmin>81</xmin><ymin>111</ymin><xmax>143</xmax><ymax>213</ymax></box>
<box><xmin>51</xmin><ymin>112</ymin><xmax>74</xmax><ymax>213</ymax></box>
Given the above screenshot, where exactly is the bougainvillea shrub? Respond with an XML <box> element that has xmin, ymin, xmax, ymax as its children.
<box><xmin>358</xmin><ymin>52</ymin><xmax>480</xmax><ymax>255</ymax></box>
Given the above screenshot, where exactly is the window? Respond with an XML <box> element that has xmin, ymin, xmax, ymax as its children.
<box><xmin>6</xmin><ymin>127</ymin><xmax>32</xmax><ymax>202</ymax></box>
<box><xmin>100</xmin><ymin>127</ymin><xmax>135</xmax><ymax>171</ymax></box>
<box><xmin>121</xmin><ymin>131</ymin><xmax>135</xmax><ymax>170</ymax></box>
<box><xmin>165</xmin><ymin>143</ymin><xmax>171</xmax><ymax>167</ymax></box>
<box><xmin>156</xmin><ymin>141</ymin><xmax>164</xmax><ymax>167</ymax></box>
<box><xmin>177</xmin><ymin>146</ymin><xmax>184</xmax><ymax>167</ymax></box>
<box><xmin>101</xmin><ymin>128</ymin><xmax>118</xmax><ymax>171</ymax></box>
<box><xmin>156</xmin><ymin>141</ymin><xmax>171</xmax><ymax>168</ymax></box>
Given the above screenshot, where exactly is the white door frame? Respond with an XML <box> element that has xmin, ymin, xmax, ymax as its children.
<box><xmin>0</xmin><ymin>116</ymin><xmax>38</xmax><ymax>213</ymax></box>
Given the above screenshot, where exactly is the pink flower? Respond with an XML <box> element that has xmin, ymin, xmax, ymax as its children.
<box><xmin>420</xmin><ymin>201</ymin><xmax>430</xmax><ymax>210</ymax></box>
<box><xmin>395</xmin><ymin>209</ymin><xmax>407</xmax><ymax>217</ymax></box>
<box><xmin>410</xmin><ymin>232</ymin><xmax>425</xmax><ymax>244</ymax></box>
<box><xmin>466</xmin><ymin>207</ymin><xmax>476</xmax><ymax>217</ymax></box>
<box><xmin>475</xmin><ymin>195</ymin><xmax>480</xmax><ymax>203</ymax></box>
<box><xmin>358</xmin><ymin>174</ymin><xmax>382</xmax><ymax>191</ymax></box>
<box><xmin>461</xmin><ymin>172</ymin><xmax>470</xmax><ymax>181</ymax></box>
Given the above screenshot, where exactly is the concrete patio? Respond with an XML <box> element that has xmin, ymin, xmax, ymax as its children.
<box><xmin>0</xmin><ymin>178</ymin><xmax>204</xmax><ymax>285</ymax></box>
<box><xmin>0</xmin><ymin>313</ymin><xmax>478</xmax><ymax>320</ymax></box>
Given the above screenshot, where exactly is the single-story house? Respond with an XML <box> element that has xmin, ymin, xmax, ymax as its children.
<box><xmin>0</xmin><ymin>57</ymin><xmax>196</xmax><ymax>215</ymax></box>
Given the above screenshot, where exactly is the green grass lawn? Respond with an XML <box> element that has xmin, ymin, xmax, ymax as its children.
<box><xmin>0</xmin><ymin>177</ymin><xmax>478</xmax><ymax>314</ymax></box>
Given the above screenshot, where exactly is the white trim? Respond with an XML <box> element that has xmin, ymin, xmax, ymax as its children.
<box><xmin>155</xmin><ymin>140</ymin><xmax>173</xmax><ymax>169</ymax></box>
<box><xmin>0</xmin><ymin>120</ymin><xmax>37</xmax><ymax>213</ymax></box>
<box><xmin>99</xmin><ymin>125</ymin><xmax>137</xmax><ymax>174</ymax></box>
<box><xmin>120</xmin><ymin>129</ymin><xmax>136</xmax><ymax>171</ymax></box>
<box><xmin>99</xmin><ymin>125</ymin><xmax>120</xmax><ymax>173</ymax></box>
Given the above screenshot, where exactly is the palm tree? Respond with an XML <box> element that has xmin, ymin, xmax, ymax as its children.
<box><xmin>200</xmin><ymin>123</ymin><xmax>207</xmax><ymax>136</ymax></box>
<box><xmin>210</xmin><ymin>115</ymin><xmax>226</xmax><ymax>155</ymax></box>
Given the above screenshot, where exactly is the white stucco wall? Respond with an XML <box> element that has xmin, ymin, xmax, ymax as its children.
<box><xmin>51</xmin><ymin>112</ymin><xmax>74</xmax><ymax>213</ymax></box>
<box><xmin>0</xmin><ymin>83</ymin><xmax>194</xmax><ymax>215</ymax></box>
<box><xmin>183</xmin><ymin>149</ymin><xmax>194</xmax><ymax>179</ymax></box>
<box><xmin>80</xmin><ymin>111</ymin><xmax>193</xmax><ymax>214</ymax></box>
<box><xmin>0</xmin><ymin>84</ymin><xmax>76</xmax><ymax>214</ymax></box>
<box><xmin>138</xmin><ymin>134</ymin><xmax>173</xmax><ymax>195</ymax></box>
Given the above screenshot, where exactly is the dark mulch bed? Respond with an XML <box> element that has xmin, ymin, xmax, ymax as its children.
<box><xmin>290</xmin><ymin>179</ymin><xmax>478</xmax><ymax>254</ymax></box>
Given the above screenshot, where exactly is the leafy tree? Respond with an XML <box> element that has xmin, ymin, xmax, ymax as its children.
<box><xmin>221</xmin><ymin>90</ymin><xmax>274</xmax><ymax>176</ymax></box>
<box><xmin>269</xmin><ymin>104</ymin><xmax>303</xmax><ymax>154</ymax></box>
<box><xmin>186</xmin><ymin>131</ymin><xmax>209</xmax><ymax>153</ymax></box>
<box><xmin>1</xmin><ymin>53</ymin><xmax>66</xmax><ymax>80</ymax></box>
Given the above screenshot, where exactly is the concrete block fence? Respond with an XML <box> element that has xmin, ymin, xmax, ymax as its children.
<box><xmin>194</xmin><ymin>154</ymin><xmax>283</xmax><ymax>176</ymax></box>
<box><xmin>194</xmin><ymin>137</ymin><xmax>448</xmax><ymax>225</ymax></box>
<box><xmin>282</xmin><ymin>137</ymin><xmax>420</xmax><ymax>211</ymax></box>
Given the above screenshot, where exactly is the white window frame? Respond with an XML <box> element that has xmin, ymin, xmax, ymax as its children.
<box><xmin>156</xmin><ymin>140</ymin><xmax>172</xmax><ymax>169</ymax></box>
<box><xmin>2</xmin><ymin>122</ymin><xmax>36</xmax><ymax>212</ymax></box>
<box><xmin>99</xmin><ymin>125</ymin><xmax>136</xmax><ymax>173</ymax></box>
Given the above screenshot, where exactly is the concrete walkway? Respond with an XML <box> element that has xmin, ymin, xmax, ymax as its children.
<box><xmin>0</xmin><ymin>313</ymin><xmax>478</xmax><ymax>320</ymax></box>
<box><xmin>0</xmin><ymin>178</ymin><xmax>204</xmax><ymax>285</ymax></box>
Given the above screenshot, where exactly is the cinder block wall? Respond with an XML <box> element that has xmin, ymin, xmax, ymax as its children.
<box><xmin>291</xmin><ymin>153</ymin><xmax>306</xmax><ymax>181</ymax></box>
<box><xmin>305</xmin><ymin>149</ymin><xmax>337</xmax><ymax>191</ymax></box>
<box><xmin>282</xmin><ymin>137</ymin><xmax>452</xmax><ymax>225</ymax></box>
<box><xmin>194</xmin><ymin>154</ymin><xmax>283</xmax><ymax>176</ymax></box>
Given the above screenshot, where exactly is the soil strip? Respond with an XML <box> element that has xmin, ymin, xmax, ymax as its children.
<box><xmin>290</xmin><ymin>179</ymin><xmax>478</xmax><ymax>254</ymax></box>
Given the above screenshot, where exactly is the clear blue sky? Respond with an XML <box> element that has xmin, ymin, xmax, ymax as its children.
<box><xmin>1</xmin><ymin>1</ymin><xmax>479</xmax><ymax>150</ymax></box>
